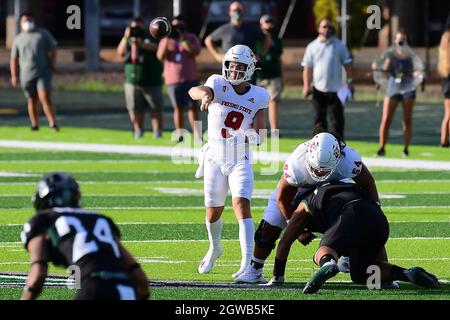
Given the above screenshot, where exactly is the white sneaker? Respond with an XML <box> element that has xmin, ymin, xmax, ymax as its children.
<box><xmin>235</xmin><ymin>265</ymin><xmax>267</xmax><ymax>284</ymax></box>
<box><xmin>198</xmin><ymin>246</ymin><xmax>223</xmax><ymax>274</ymax></box>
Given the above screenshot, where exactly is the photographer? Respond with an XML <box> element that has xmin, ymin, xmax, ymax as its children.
<box><xmin>117</xmin><ymin>17</ymin><xmax>163</xmax><ymax>139</ymax></box>
<box><xmin>157</xmin><ymin>16</ymin><xmax>201</xmax><ymax>143</ymax></box>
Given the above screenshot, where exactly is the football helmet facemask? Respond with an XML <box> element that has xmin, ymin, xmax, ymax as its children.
<box><xmin>306</xmin><ymin>133</ymin><xmax>341</xmax><ymax>182</ymax></box>
<box><xmin>33</xmin><ymin>172</ymin><xmax>81</xmax><ymax>210</ymax></box>
<box><xmin>222</xmin><ymin>45</ymin><xmax>257</xmax><ymax>85</ymax></box>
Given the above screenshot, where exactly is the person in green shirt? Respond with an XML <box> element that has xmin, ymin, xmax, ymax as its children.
<box><xmin>255</xmin><ymin>14</ymin><xmax>283</xmax><ymax>135</ymax></box>
<box><xmin>117</xmin><ymin>17</ymin><xmax>164</xmax><ymax>139</ymax></box>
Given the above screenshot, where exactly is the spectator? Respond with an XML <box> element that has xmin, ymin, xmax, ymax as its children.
<box><xmin>117</xmin><ymin>17</ymin><xmax>163</xmax><ymax>139</ymax></box>
<box><xmin>157</xmin><ymin>16</ymin><xmax>201</xmax><ymax>142</ymax></box>
<box><xmin>204</xmin><ymin>1</ymin><xmax>271</xmax><ymax>63</ymax></box>
<box><xmin>302</xmin><ymin>19</ymin><xmax>353</xmax><ymax>141</ymax></box>
<box><xmin>255</xmin><ymin>14</ymin><xmax>283</xmax><ymax>134</ymax></box>
<box><xmin>438</xmin><ymin>29</ymin><xmax>450</xmax><ymax>148</ymax></box>
<box><xmin>375</xmin><ymin>31</ymin><xmax>422</xmax><ymax>157</ymax></box>
<box><xmin>10</xmin><ymin>12</ymin><xmax>59</xmax><ymax>131</ymax></box>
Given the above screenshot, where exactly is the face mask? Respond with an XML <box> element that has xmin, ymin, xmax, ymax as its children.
<box><xmin>231</xmin><ymin>12</ymin><xmax>242</xmax><ymax>21</ymax></box>
<box><xmin>21</xmin><ymin>21</ymin><xmax>34</xmax><ymax>32</ymax></box>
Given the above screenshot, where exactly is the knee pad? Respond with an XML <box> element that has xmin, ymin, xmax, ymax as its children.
<box><xmin>254</xmin><ymin>219</ymin><xmax>281</xmax><ymax>250</ymax></box>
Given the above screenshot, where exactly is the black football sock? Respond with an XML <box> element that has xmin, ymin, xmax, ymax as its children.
<box><xmin>250</xmin><ymin>259</ymin><xmax>264</xmax><ymax>270</ymax></box>
<box><xmin>319</xmin><ymin>254</ymin><xmax>336</xmax><ymax>267</ymax></box>
<box><xmin>273</xmin><ymin>258</ymin><xmax>287</xmax><ymax>278</ymax></box>
<box><xmin>390</xmin><ymin>265</ymin><xmax>409</xmax><ymax>282</ymax></box>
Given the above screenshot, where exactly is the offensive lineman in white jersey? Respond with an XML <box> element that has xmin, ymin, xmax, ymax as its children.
<box><xmin>236</xmin><ymin>132</ymin><xmax>383</xmax><ymax>284</ymax></box>
<box><xmin>188</xmin><ymin>45</ymin><xmax>269</xmax><ymax>278</ymax></box>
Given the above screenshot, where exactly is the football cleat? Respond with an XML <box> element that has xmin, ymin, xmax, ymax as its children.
<box><xmin>261</xmin><ymin>276</ymin><xmax>285</xmax><ymax>287</ymax></box>
<box><xmin>198</xmin><ymin>246</ymin><xmax>223</xmax><ymax>274</ymax></box>
<box><xmin>405</xmin><ymin>267</ymin><xmax>440</xmax><ymax>289</ymax></box>
<box><xmin>232</xmin><ymin>267</ymin><xmax>246</xmax><ymax>280</ymax></box>
<box><xmin>303</xmin><ymin>261</ymin><xmax>339</xmax><ymax>294</ymax></box>
<box><xmin>381</xmin><ymin>281</ymin><xmax>400</xmax><ymax>289</ymax></box>
<box><xmin>234</xmin><ymin>265</ymin><xmax>267</xmax><ymax>284</ymax></box>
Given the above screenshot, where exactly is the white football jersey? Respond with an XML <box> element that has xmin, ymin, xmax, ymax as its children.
<box><xmin>204</xmin><ymin>74</ymin><xmax>269</xmax><ymax>142</ymax></box>
<box><xmin>283</xmin><ymin>140</ymin><xmax>363</xmax><ymax>190</ymax></box>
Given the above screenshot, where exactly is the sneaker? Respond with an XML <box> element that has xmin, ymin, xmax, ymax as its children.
<box><xmin>376</xmin><ymin>148</ymin><xmax>385</xmax><ymax>157</ymax></box>
<box><xmin>198</xmin><ymin>246</ymin><xmax>223</xmax><ymax>274</ymax></box>
<box><xmin>235</xmin><ymin>265</ymin><xmax>267</xmax><ymax>284</ymax></box>
<box><xmin>303</xmin><ymin>261</ymin><xmax>339</xmax><ymax>294</ymax></box>
<box><xmin>405</xmin><ymin>267</ymin><xmax>440</xmax><ymax>289</ymax></box>
<box><xmin>134</xmin><ymin>129</ymin><xmax>143</xmax><ymax>139</ymax></box>
<box><xmin>381</xmin><ymin>281</ymin><xmax>400</xmax><ymax>289</ymax></box>
<box><xmin>30</xmin><ymin>125</ymin><xmax>39</xmax><ymax>131</ymax></box>
<box><xmin>262</xmin><ymin>276</ymin><xmax>285</xmax><ymax>287</ymax></box>
<box><xmin>50</xmin><ymin>124</ymin><xmax>60</xmax><ymax>132</ymax></box>
<box><xmin>402</xmin><ymin>148</ymin><xmax>409</xmax><ymax>157</ymax></box>
<box><xmin>154</xmin><ymin>130</ymin><xmax>162</xmax><ymax>139</ymax></box>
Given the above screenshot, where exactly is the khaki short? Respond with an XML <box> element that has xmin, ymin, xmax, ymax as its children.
<box><xmin>256</xmin><ymin>77</ymin><xmax>283</xmax><ymax>102</ymax></box>
<box><xmin>124</xmin><ymin>83</ymin><xmax>163</xmax><ymax>115</ymax></box>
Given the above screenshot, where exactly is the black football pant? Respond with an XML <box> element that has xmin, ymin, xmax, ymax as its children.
<box><xmin>312</xmin><ymin>87</ymin><xmax>345</xmax><ymax>141</ymax></box>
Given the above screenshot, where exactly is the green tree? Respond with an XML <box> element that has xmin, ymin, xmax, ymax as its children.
<box><xmin>313</xmin><ymin>0</ymin><xmax>340</xmax><ymax>32</ymax></box>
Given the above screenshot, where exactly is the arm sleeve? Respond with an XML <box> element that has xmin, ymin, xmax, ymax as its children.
<box><xmin>283</xmin><ymin>158</ymin><xmax>300</xmax><ymax>187</ymax></box>
<box><xmin>301</xmin><ymin>44</ymin><xmax>313</xmax><ymax>68</ymax></box>
<box><xmin>209</xmin><ymin>25</ymin><xmax>225</xmax><ymax>43</ymax></box>
<box><xmin>43</xmin><ymin>29</ymin><xmax>58</xmax><ymax>50</ymax></box>
<box><xmin>21</xmin><ymin>215</ymin><xmax>51</xmax><ymax>250</ymax></box>
<box><xmin>10</xmin><ymin>38</ymin><xmax>19</xmax><ymax>58</ymax></box>
<box><xmin>342</xmin><ymin>146</ymin><xmax>363</xmax><ymax>178</ymax></box>
<box><xmin>340</xmin><ymin>43</ymin><xmax>352</xmax><ymax>65</ymax></box>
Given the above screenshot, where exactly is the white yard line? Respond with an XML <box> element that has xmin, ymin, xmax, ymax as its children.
<box><xmin>1</xmin><ymin>140</ymin><xmax>450</xmax><ymax>170</ymax></box>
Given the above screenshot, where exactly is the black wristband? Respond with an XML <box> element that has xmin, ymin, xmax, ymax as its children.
<box><xmin>128</xmin><ymin>263</ymin><xmax>141</xmax><ymax>272</ymax></box>
<box><xmin>24</xmin><ymin>285</ymin><xmax>42</xmax><ymax>294</ymax></box>
<box><xmin>30</xmin><ymin>260</ymin><xmax>47</xmax><ymax>266</ymax></box>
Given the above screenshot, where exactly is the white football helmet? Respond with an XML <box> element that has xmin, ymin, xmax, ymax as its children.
<box><xmin>222</xmin><ymin>45</ymin><xmax>257</xmax><ymax>85</ymax></box>
<box><xmin>306</xmin><ymin>132</ymin><xmax>341</xmax><ymax>182</ymax></box>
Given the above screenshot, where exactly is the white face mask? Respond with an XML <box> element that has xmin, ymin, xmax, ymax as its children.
<box><xmin>21</xmin><ymin>21</ymin><xmax>34</xmax><ymax>32</ymax></box>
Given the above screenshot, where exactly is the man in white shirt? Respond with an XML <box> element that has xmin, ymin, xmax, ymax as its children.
<box><xmin>302</xmin><ymin>19</ymin><xmax>354</xmax><ymax>141</ymax></box>
<box><xmin>189</xmin><ymin>45</ymin><xmax>269</xmax><ymax>279</ymax></box>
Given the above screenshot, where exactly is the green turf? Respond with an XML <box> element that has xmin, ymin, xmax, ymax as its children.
<box><xmin>0</xmin><ymin>221</ymin><xmax>449</xmax><ymax>243</ymax></box>
<box><xmin>1</xmin><ymin>126</ymin><xmax>450</xmax><ymax>161</ymax></box>
<box><xmin>0</xmin><ymin>137</ymin><xmax>449</xmax><ymax>301</ymax></box>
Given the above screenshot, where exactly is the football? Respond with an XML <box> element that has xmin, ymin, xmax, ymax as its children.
<box><xmin>149</xmin><ymin>17</ymin><xmax>171</xmax><ymax>40</ymax></box>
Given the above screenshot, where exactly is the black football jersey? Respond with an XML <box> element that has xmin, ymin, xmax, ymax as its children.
<box><xmin>302</xmin><ymin>182</ymin><xmax>367</xmax><ymax>233</ymax></box>
<box><xmin>21</xmin><ymin>208</ymin><xmax>124</xmax><ymax>277</ymax></box>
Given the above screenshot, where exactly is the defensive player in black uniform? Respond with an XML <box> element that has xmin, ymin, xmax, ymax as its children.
<box><xmin>269</xmin><ymin>182</ymin><xmax>440</xmax><ymax>293</ymax></box>
<box><xmin>21</xmin><ymin>172</ymin><xmax>150</xmax><ymax>300</ymax></box>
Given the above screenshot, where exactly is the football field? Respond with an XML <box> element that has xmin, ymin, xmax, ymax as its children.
<box><xmin>0</xmin><ymin>126</ymin><xmax>449</xmax><ymax>300</ymax></box>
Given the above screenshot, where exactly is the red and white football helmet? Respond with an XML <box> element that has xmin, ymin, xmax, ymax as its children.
<box><xmin>306</xmin><ymin>133</ymin><xmax>341</xmax><ymax>182</ymax></box>
<box><xmin>222</xmin><ymin>45</ymin><xmax>256</xmax><ymax>85</ymax></box>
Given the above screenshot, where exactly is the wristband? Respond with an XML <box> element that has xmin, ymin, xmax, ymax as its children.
<box><xmin>30</xmin><ymin>260</ymin><xmax>47</xmax><ymax>266</ymax></box>
<box><xmin>128</xmin><ymin>263</ymin><xmax>141</xmax><ymax>272</ymax></box>
<box><xmin>23</xmin><ymin>285</ymin><xmax>42</xmax><ymax>294</ymax></box>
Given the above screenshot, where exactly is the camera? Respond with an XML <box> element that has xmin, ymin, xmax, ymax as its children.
<box><xmin>130</xmin><ymin>26</ymin><xmax>143</xmax><ymax>38</ymax></box>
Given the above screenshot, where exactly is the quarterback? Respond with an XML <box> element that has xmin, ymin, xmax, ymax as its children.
<box><xmin>189</xmin><ymin>44</ymin><xmax>269</xmax><ymax>278</ymax></box>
